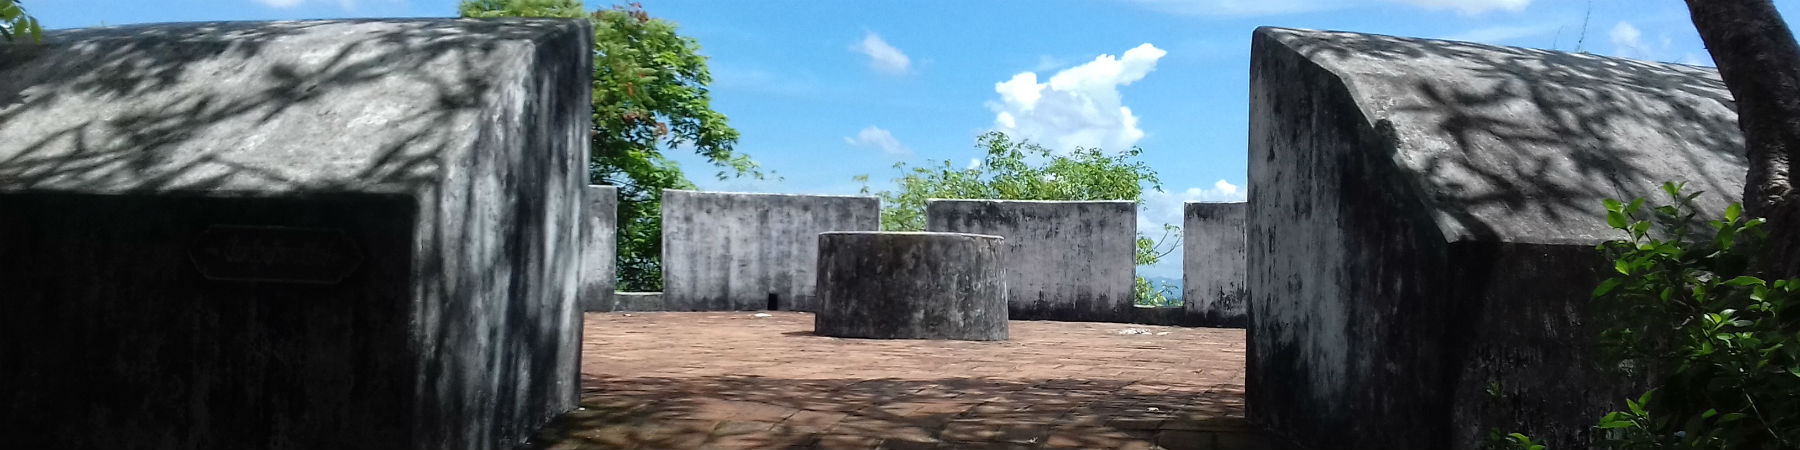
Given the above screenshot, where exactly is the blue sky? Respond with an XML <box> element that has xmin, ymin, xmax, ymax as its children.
<box><xmin>28</xmin><ymin>0</ymin><xmax>1800</xmax><ymax>278</ymax></box>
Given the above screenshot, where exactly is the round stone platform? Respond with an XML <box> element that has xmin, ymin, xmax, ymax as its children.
<box><xmin>813</xmin><ymin>231</ymin><xmax>1008</xmax><ymax>341</ymax></box>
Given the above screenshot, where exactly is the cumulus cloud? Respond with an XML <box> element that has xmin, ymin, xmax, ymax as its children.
<box><xmin>988</xmin><ymin>43</ymin><xmax>1167</xmax><ymax>152</ymax></box>
<box><xmin>1139</xmin><ymin>180</ymin><xmax>1245</xmax><ymax>232</ymax></box>
<box><xmin>853</xmin><ymin>32</ymin><xmax>911</xmax><ymax>75</ymax></box>
<box><xmin>844</xmin><ymin>126</ymin><xmax>911</xmax><ymax>156</ymax></box>
<box><xmin>1136</xmin><ymin>179</ymin><xmax>1248</xmax><ymax>277</ymax></box>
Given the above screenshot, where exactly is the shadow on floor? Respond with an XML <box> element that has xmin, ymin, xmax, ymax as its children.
<box><xmin>522</xmin><ymin>374</ymin><xmax>1295</xmax><ymax>450</ymax></box>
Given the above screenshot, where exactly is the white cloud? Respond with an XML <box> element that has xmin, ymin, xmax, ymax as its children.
<box><xmin>853</xmin><ymin>32</ymin><xmax>911</xmax><ymax>75</ymax></box>
<box><xmin>1391</xmin><ymin>0</ymin><xmax>1529</xmax><ymax>15</ymax></box>
<box><xmin>1138</xmin><ymin>180</ymin><xmax>1248</xmax><ymax>236</ymax></box>
<box><xmin>968</xmin><ymin>158</ymin><xmax>983</xmax><ymax>170</ymax></box>
<box><xmin>844</xmin><ymin>126</ymin><xmax>911</xmax><ymax>156</ymax></box>
<box><xmin>1135</xmin><ymin>179</ymin><xmax>1248</xmax><ymax>278</ymax></box>
<box><xmin>987</xmin><ymin>43</ymin><xmax>1167</xmax><ymax>152</ymax></box>
<box><xmin>1610</xmin><ymin>21</ymin><xmax>1644</xmax><ymax>55</ymax></box>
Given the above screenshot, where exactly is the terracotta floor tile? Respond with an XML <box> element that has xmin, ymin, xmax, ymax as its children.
<box><xmin>522</xmin><ymin>312</ymin><xmax>1284</xmax><ymax>450</ymax></box>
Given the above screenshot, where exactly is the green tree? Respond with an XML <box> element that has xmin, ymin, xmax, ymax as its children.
<box><xmin>459</xmin><ymin>1</ymin><xmax>764</xmax><ymax>291</ymax></box>
<box><xmin>1</xmin><ymin>0</ymin><xmax>42</xmax><ymax>43</ymax></box>
<box><xmin>858</xmin><ymin>131</ymin><xmax>1181</xmax><ymax>306</ymax></box>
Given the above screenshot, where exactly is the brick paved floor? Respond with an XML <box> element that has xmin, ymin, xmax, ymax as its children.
<box><xmin>523</xmin><ymin>312</ymin><xmax>1292</xmax><ymax>450</ymax></box>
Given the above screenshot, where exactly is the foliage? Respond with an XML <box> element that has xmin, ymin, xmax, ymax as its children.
<box><xmin>858</xmin><ymin>131</ymin><xmax>1180</xmax><ymax>306</ymax></box>
<box><xmin>1</xmin><ymin>0</ymin><xmax>42</xmax><ymax>43</ymax></box>
<box><xmin>459</xmin><ymin>1</ymin><xmax>762</xmax><ymax>291</ymax></box>
<box><xmin>1133</xmin><ymin>275</ymin><xmax>1181</xmax><ymax>308</ymax></box>
<box><xmin>1588</xmin><ymin>182</ymin><xmax>1800</xmax><ymax>449</ymax></box>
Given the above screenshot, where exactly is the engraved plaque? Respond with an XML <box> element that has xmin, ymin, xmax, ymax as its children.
<box><xmin>190</xmin><ymin>225</ymin><xmax>365</xmax><ymax>284</ymax></box>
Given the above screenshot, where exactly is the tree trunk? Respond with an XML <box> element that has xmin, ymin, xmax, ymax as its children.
<box><xmin>1685</xmin><ymin>0</ymin><xmax>1800</xmax><ymax>279</ymax></box>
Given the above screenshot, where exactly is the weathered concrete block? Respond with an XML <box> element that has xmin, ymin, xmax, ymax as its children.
<box><xmin>814</xmin><ymin>232</ymin><xmax>1009</xmax><ymax>341</ymax></box>
<box><xmin>661</xmin><ymin>189</ymin><xmax>880</xmax><ymax>312</ymax></box>
<box><xmin>1248</xmin><ymin>27</ymin><xmax>1744</xmax><ymax>450</ymax></box>
<box><xmin>1183</xmin><ymin>202</ymin><xmax>1246</xmax><ymax>328</ymax></box>
<box><xmin>582</xmin><ymin>185</ymin><xmax>618</xmax><ymax>313</ymax></box>
<box><xmin>612</xmin><ymin>291</ymin><xmax>666</xmax><ymax>312</ymax></box>
<box><xmin>0</xmin><ymin>19</ymin><xmax>592</xmax><ymax>450</ymax></box>
<box><xmin>926</xmin><ymin>200</ymin><xmax>1136</xmax><ymax>323</ymax></box>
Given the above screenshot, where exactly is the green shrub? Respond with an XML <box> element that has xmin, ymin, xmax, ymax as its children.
<box><xmin>1589</xmin><ymin>182</ymin><xmax>1800</xmax><ymax>449</ymax></box>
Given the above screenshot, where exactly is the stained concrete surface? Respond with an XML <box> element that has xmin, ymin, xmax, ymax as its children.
<box><xmin>661</xmin><ymin>190</ymin><xmax>880</xmax><ymax>312</ymax></box>
<box><xmin>1247</xmin><ymin>27</ymin><xmax>1744</xmax><ymax>449</ymax></box>
<box><xmin>926</xmin><ymin>200</ymin><xmax>1137</xmax><ymax>323</ymax></box>
<box><xmin>1182</xmin><ymin>202</ymin><xmax>1247</xmax><ymax>328</ymax></box>
<box><xmin>814</xmin><ymin>232</ymin><xmax>1009</xmax><ymax>341</ymax></box>
<box><xmin>0</xmin><ymin>18</ymin><xmax>592</xmax><ymax>450</ymax></box>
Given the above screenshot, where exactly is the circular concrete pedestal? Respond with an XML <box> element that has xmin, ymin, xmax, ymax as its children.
<box><xmin>814</xmin><ymin>232</ymin><xmax>1008</xmax><ymax>341</ymax></box>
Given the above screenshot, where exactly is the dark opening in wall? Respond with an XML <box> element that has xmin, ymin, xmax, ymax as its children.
<box><xmin>767</xmin><ymin>293</ymin><xmax>780</xmax><ymax>311</ymax></box>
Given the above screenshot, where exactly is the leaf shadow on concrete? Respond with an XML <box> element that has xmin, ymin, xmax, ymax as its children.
<box><xmin>0</xmin><ymin>18</ymin><xmax>590</xmax><ymax>449</ymax></box>
<box><xmin>1258</xmin><ymin>28</ymin><xmax>1751</xmax><ymax>450</ymax></box>
<box><xmin>523</xmin><ymin>374</ymin><xmax>1296</xmax><ymax>450</ymax></box>
<box><xmin>1280</xmin><ymin>29</ymin><xmax>1745</xmax><ymax>243</ymax></box>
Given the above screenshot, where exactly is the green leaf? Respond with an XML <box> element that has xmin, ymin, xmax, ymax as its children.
<box><xmin>1721</xmin><ymin>276</ymin><xmax>1765</xmax><ymax>287</ymax></box>
<box><xmin>1604</xmin><ymin>198</ymin><xmax>1622</xmax><ymax>212</ymax></box>
<box><xmin>1726</xmin><ymin>202</ymin><xmax>1742</xmax><ymax>223</ymax></box>
<box><xmin>1594</xmin><ymin>278</ymin><xmax>1623</xmax><ymax>298</ymax></box>
<box><xmin>1607</xmin><ymin>210</ymin><xmax>1628</xmax><ymax>229</ymax></box>
<box><xmin>1615</xmin><ymin>260</ymin><xmax>1630</xmax><ymax>275</ymax></box>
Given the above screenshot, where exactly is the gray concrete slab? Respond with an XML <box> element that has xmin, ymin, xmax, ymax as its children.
<box><xmin>814</xmin><ymin>232</ymin><xmax>1009</xmax><ymax>341</ymax></box>
<box><xmin>660</xmin><ymin>189</ymin><xmax>880</xmax><ymax>312</ymax></box>
<box><xmin>1247</xmin><ymin>27</ymin><xmax>1746</xmax><ymax>450</ymax></box>
<box><xmin>582</xmin><ymin>185</ymin><xmax>618</xmax><ymax>313</ymax></box>
<box><xmin>926</xmin><ymin>199</ymin><xmax>1137</xmax><ymax>323</ymax></box>
<box><xmin>1183</xmin><ymin>202</ymin><xmax>1246</xmax><ymax>328</ymax></box>
<box><xmin>0</xmin><ymin>19</ymin><xmax>592</xmax><ymax>450</ymax></box>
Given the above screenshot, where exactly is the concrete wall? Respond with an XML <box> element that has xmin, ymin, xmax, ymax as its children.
<box><xmin>1248</xmin><ymin>27</ymin><xmax>1745</xmax><ymax>449</ymax></box>
<box><xmin>1183</xmin><ymin>202</ymin><xmax>1246</xmax><ymax>328</ymax></box>
<box><xmin>581</xmin><ymin>185</ymin><xmax>618</xmax><ymax>313</ymax></box>
<box><xmin>661</xmin><ymin>190</ymin><xmax>880</xmax><ymax>312</ymax></box>
<box><xmin>611</xmin><ymin>292</ymin><xmax>666</xmax><ymax>312</ymax></box>
<box><xmin>926</xmin><ymin>200</ymin><xmax>1137</xmax><ymax>323</ymax></box>
<box><xmin>0</xmin><ymin>19</ymin><xmax>591</xmax><ymax>450</ymax></box>
<box><xmin>814</xmin><ymin>232</ymin><xmax>1010</xmax><ymax>341</ymax></box>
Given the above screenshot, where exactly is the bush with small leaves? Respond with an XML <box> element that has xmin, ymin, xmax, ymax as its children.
<box><xmin>1590</xmin><ymin>182</ymin><xmax>1800</xmax><ymax>450</ymax></box>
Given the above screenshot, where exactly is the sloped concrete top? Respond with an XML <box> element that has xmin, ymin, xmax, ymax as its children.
<box><xmin>0</xmin><ymin>18</ymin><xmax>588</xmax><ymax>195</ymax></box>
<box><xmin>1256</xmin><ymin>27</ymin><xmax>1747</xmax><ymax>244</ymax></box>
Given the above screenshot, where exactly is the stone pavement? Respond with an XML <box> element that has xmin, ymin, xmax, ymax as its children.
<box><xmin>523</xmin><ymin>312</ymin><xmax>1293</xmax><ymax>450</ymax></box>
